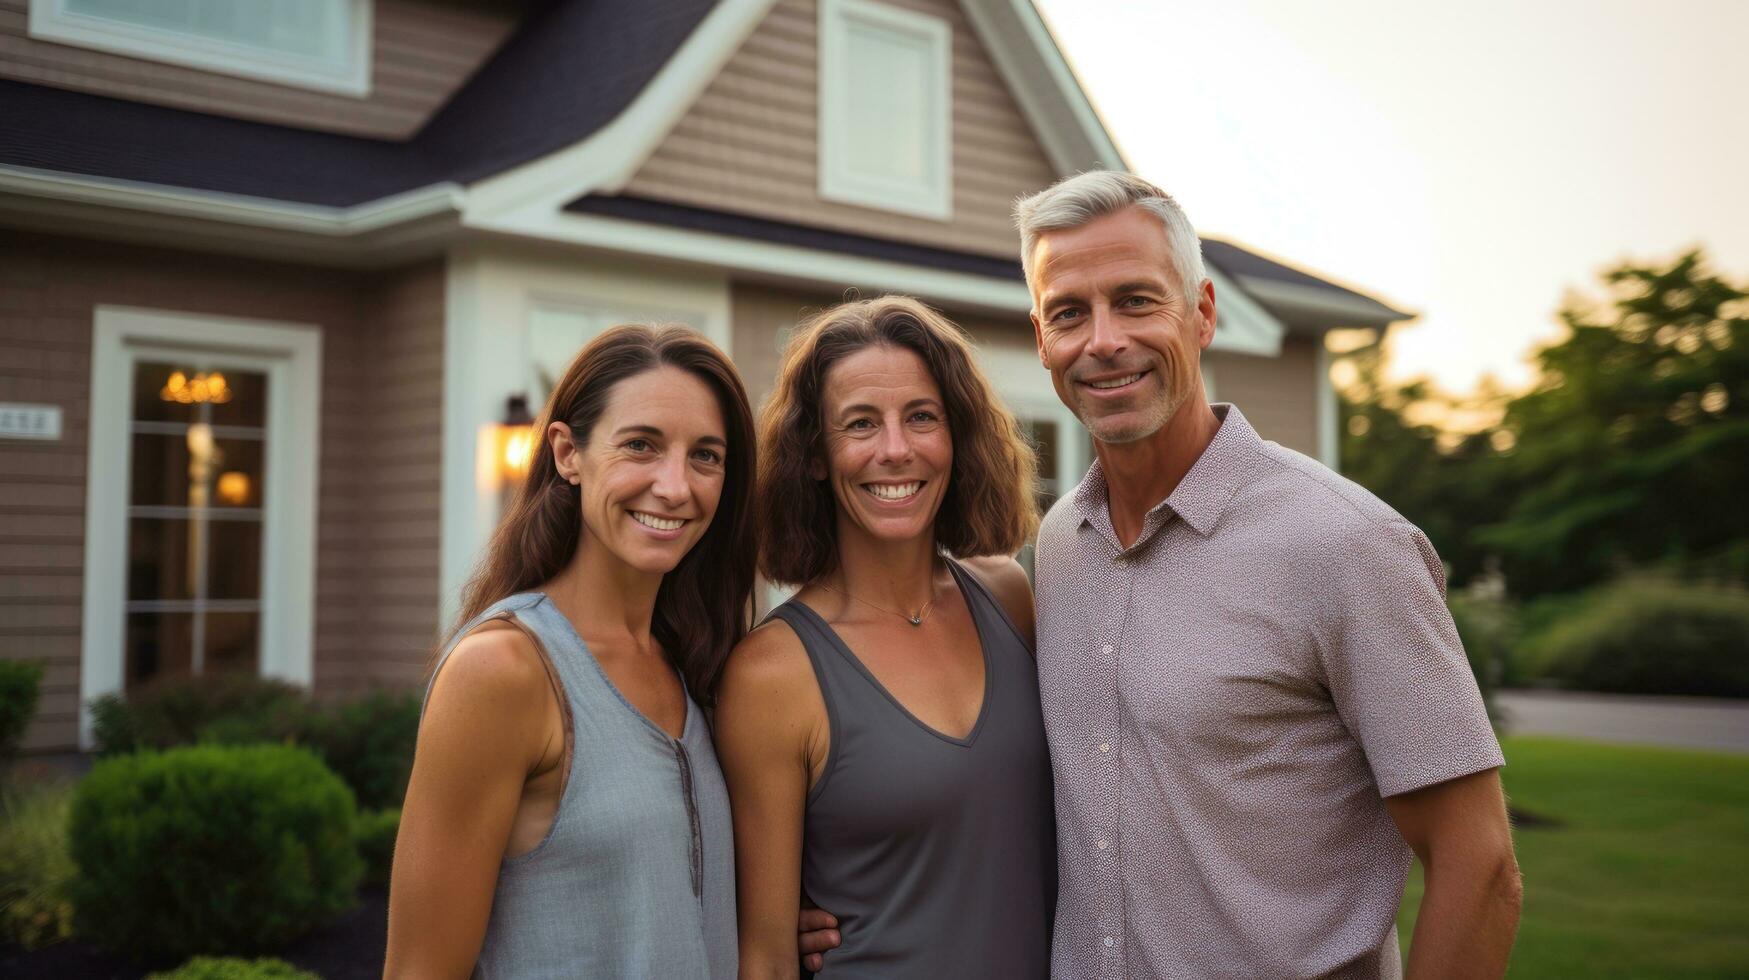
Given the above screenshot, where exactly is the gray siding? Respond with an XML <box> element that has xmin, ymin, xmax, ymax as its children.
<box><xmin>626</xmin><ymin>0</ymin><xmax>1059</xmax><ymax>259</ymax></box>
<box><xmin>1204</xmin><ymin>335</ymin><xmax>1323</xmax><ymax>458</ymax></box>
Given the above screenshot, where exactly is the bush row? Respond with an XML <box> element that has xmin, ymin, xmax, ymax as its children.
<box><xmin>90</xmin><ymin>675</ymin><xmax>421</xmax><ymax>810</ymax></box>
<box><xmin>1473</xmin><ymin>576</ymin><xmax>1749</xmax><ymax>698</ymax></box>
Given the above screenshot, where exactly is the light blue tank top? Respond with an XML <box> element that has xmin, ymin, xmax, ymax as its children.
<box><xmin>426</xmin><ymin>592</ymin><xmax>737</xmax><ymax>979</ymax></box>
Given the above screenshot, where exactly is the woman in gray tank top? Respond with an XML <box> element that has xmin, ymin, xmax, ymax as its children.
<box><xmin>717</xmin><ymin>297</ymin><xmax>1056</xmax><ymax>978</ymax></box>
<box><xmin>386</xmin><ymin>326</ymin><xmax>758</xmax><ymax>978</ymax></box>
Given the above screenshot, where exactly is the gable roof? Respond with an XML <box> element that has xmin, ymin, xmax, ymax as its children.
<box><xmin>1202</xmin><ymin>239</ymin><xmax>1410</xmax><ymax>329</ymax></box>
<box><xmin>0</xmin><ymin>0</ymin><xmax>717</xmax><ymax>207</ymax></box>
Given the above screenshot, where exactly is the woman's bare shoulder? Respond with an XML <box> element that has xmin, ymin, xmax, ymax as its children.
<box><xmin>959</xmin><ymin>555</ymin><xmax>1035</xmax><ymax>636</ymax></box>
<box><xmin>719</xmin><ymin>616</ymin><xmax>814</xmax><ymax>697</ymax></box>
<box><xmin>427</xmin><ymin>621</ymin><xmax>554</xmax><ymax>719</ymax></box>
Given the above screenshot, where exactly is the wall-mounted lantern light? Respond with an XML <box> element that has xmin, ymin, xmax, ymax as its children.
<box><xmin>497</xmin><ymin>394</ymin><xmax>537</xmax><ymax>486</ymax></box>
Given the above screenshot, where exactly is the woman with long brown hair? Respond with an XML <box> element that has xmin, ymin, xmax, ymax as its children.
<box><xmin>385</xmin><ymin>325</ymin><xmax>756</xmax><ymax>978</ymax></box>
<box><xmin>715</xmin><ymin>297</ymin><xmax>1055</xmax><ymax>978</ymax></box>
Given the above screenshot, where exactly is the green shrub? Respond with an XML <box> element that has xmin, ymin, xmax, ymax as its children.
<box><xmin>89</xmin><ymin>677</ymin><xmax>417</xmax><ymax>810</ymax></box>
<box><xmin>303</xmin><ymin>690</ymin><xmax>420</xmax><ymax>809</ymax></box>
<box><xmin>90</xmin><ymin>674</ymin><xmax>310</xmax><ymax>755</ymax></box>
<box><xmin>146</xmin><ymin>956</ymin><xmax>319</xmax><ymax>980</ymax></box>
<box><xmin>354</xmin><ymin>807</ymin><xmax>400</xmax><ymax>887</ymax></box>
<box><xmin>69</xmin><ymin>744</ymin><xmax>362</xmax><ymax>960</ymax></box>
<box><xmin>0</xmin><ymin>660</ymin><xmax>45</xmax><ymax>758</ymax></box>
<box><xmin>0</xmin><ymin>777</ymin><xmax>76</xmax><ymax>949</ymax></box>
<box><xmin>1448</xmin><ymin>589</ymin><xmax>1516</xmax><ymax>722</ymax></box>
<box><xmin>1519</xmin><ymin>578</ymin><xmax>1749</xmax><ymax>697</ymax></box>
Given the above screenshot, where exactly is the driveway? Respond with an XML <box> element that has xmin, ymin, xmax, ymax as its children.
<box><xmin>1496</xmin><ymin>689</ymin><xmax>1749</xmax><ymax>754</ymax></box>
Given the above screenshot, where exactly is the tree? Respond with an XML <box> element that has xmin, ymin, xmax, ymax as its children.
<box><xmin>1477</xmin><ymin>250</ymin><xmax>1749</xmax><ymax>596</ymax></box>
<box><xmin>1339</xmin><ymin>249</ymin><xmax>1748</xmax><ymax>599</ymax></box>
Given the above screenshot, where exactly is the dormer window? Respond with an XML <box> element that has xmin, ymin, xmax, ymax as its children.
<box><xmin>29</xmin><ymin>0</ymin><xmax>372</xmax><ymax>96</ymax></box>
<box><xmin>818</xmin><ymin>0</ymin><xmax>952</xmax><ymax>220</ymax></box>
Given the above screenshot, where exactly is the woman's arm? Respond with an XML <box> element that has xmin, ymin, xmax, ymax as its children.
<box><xmin>385</xmin><ymin>627</ymin><xmax>563</xmax><ymax>978</ymax></box>
<box><xmin>715</xmin><ymin>620</ymin><xmax>830</xmax><ymax>980</ymax></box>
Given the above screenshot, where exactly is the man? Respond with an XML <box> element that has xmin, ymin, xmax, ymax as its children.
<box><xmin>1017</xmin><ymin>171</ymin><xmax>1521</xmax><ymax>979</ymax></box>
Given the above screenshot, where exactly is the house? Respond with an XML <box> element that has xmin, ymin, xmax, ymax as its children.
<box><xmin>0</xmin><ymin>0</ymin><xmax>1409</xmax><ymax>752</ymax></box>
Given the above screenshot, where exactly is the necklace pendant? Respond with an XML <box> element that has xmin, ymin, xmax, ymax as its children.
<box><xmin>908</xmin><ymin>614</ymin><xmax>923</xmax><ymax>626</ymax></box>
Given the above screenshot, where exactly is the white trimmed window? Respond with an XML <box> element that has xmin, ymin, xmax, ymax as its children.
<box><xmin>30</xmin><ymin>0</ymin><xmax>372</xmax><ymax>96</ymax></box>
<box><xmin>81</xmin><ymin>308</ymin><xmax>322</xmax><ymax>747</ymax></box>
<box><xmin>818</xmin><ymin>0</ymin><xmax>952</xmax><ymax>220</ymax></box>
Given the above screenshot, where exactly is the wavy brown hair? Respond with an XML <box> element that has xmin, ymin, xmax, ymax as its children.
<box><xmin>758</xmin><ymin>296</ymin><xmax>1038</xmax><ymax>585</ymax></box>
<box><xmin>449</xmin><ymin>325</ymin><xmax>757</xmax><ymax>704</ymax></box>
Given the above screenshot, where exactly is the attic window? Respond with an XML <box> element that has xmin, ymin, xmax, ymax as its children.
<box><xmin>818</xmin><ymin>0</ymin><xmax>952</xmax><ymax>220</ymax></box>
<box><xmin>29</xmin><ymin>0</ymin><xmax>372</xmax><ymax>96</ymax></box>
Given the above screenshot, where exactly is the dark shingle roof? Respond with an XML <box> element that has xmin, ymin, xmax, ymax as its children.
<box><xmin>1201</xmin><ymin>238</ymin><xmax>1409</xmax><ymax>322</ymax></box>
<box><xmin>0</xmin><ymin>0</ymin><xmax>715</xmax><ymax>207</ymax></box>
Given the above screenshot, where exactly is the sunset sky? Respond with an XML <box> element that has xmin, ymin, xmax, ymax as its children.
<box><xmin>1037</xmin><ymin>0</ymin><xmax>1749</xmax><ymax>395</ymax></box>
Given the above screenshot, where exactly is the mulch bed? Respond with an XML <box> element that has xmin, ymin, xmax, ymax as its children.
<box><xmin>0</xmin><ymin>888</ymin><xmax>388</xmax><ymax>980</ymax></box>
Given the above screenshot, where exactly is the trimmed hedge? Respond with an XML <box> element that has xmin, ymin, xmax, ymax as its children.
<box><xmin>146</xmin><ymin>957</ymin><xmax>319</xmax><ymax>980</ymax></box>
<box><xmin>90</xmin><ymin>675</ymin><xmax>419</xmax><ymax>809</ymax></box>
<box><xmin>69</xmin><ymin>744</ymin><xmax>361</xmax><ymax>960</ymax></box>
<box><xmin>89</xmin><ymin>674</ymin><xmax>309</xmax><ymax>755</ymax></box>
<box><xmin>0</xmin><ymin>660</ymin><xmax>44</xmax><ymax>758</ymax></box>
<box><xmin>1519</xmin><ymin>578</ymin><xmax>1749</xmax><ymax>697</ymax></box>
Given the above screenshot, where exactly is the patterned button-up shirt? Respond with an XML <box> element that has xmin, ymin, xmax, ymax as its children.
<box><xmin>1035</xmin><ymin>404</ymin><xmax>1503</xmax><ymax>980</ymax></box>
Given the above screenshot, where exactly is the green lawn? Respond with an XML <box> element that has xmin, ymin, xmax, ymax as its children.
<box><xmin>1397</xmin><ymin>736</ymin><xmax>1749</xmax><ymax>979</ymax></box>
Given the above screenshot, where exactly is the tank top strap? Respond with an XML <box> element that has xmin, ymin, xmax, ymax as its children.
<box><xmin>424</xmin><ymin>591</ymin><xmax>618</xmax><ymax>727</ymax></box>
<box><xmin>943</xmin><ymin>558</ymin><xmax>1032</xmax><ymax>656</ymax></box>
<box><xmin>423</xmin><ymin>592</ymin><xmax>550</xmax><ymax>710</ymax></box>
<box><xmin>763</xmin><ymin>602</ymin><xmax>849</xmax><ymax>720</ymax></box>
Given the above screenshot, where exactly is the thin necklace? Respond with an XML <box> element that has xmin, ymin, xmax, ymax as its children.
<box><xmin>819</xmin><ymin>577</ymin><xmax>938</xmax><ymax>627</ymax></box>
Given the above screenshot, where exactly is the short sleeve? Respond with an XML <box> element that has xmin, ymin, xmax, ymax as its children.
<box><xmin>1314</xmin><ymin>519</ymin><xmax>1504</xmax><ymax>798</ymax></box>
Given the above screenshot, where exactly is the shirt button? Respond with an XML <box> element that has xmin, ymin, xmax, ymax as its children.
<box><xmin>1098</xmin><ymin>742</ymin><xmax>1111</xmax><ymax>753</ymax></box>
<box><xmin>1101</xmin><ymin>644</ymin><xmax>1113</xmax><ymax>655</ymax></box>
<box><xmin>1095</xmin><ymin>839</ymin><xmax>1109</xmax><ymax>850</ymax></box>
<box><xmin>1103</xmin><ymin>936</ymin><xmax>1116</xmax><ymax>948</ymax></box>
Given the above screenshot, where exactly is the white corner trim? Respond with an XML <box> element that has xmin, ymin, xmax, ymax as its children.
<box><xmin>30</xmin><ymin>0</ymin><xmax>372</xmax><ymax>97</ymax></box>
<box><xmin>957</xmin><ymin>0</ymin><xmax>1125</xmax><ymax>174</ymax></box>
<box><xmin>1207</xmin><ymin>265</ymin><xmax>1285</xmax><ymax>357</ymax></box>
<box><xmin>462</xmin><ymin>0</ymin><xmax>778</xmax><ymax>222</ymax></box>
<box><xmin>818</xmin><ymin>0</ymin><xmax>953</xmax><ymax>220</ymax></box>
<box><xmin>80</xmin><ymin>306</ymin><xmax>322</xmax><ymax>749</ymax></box>
<box><xmin>1316</xmin><ymin>340</ymin><xmax>1340</xmax><ymax>470</ymax></box>
<box><xmin>0</xmin><ymin>165</ymin><xmax>464</xmax><ymax>235</ymax></box>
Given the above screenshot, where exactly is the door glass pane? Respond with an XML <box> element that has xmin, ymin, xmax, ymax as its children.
<box><xmin>126</xmin><ymin>612</ymin><xmax>194</xmax><ymax>691</ymax></box>
<box><xmin>207</xmin><ymin>521</ymin><xmax>263</xmax><ymax>600</ymax></box>
<box><xmin>128</xmin><ymin>517</ymin><xmax>194</xmax><ymax>601</ymax></box>
<box><xmin>133</xmin><ymin>361</ymin><xmax>268</xmax><ymax>428</ymax></box>
<box><xmin>204</xmin><ymin>612</ymin><xmax>260</xmax><ymax>676</ymax></box>
<box><xmin>130</xmin><ymin>432</ymin><xmax>266</xmax><ymax>508</ymax></box>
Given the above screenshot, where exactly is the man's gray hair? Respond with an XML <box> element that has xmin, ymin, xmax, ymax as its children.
<box><xmin>1013</xmin><ymin>171</ymin><xmax>1207</xmax><ymax>297</ymax></box>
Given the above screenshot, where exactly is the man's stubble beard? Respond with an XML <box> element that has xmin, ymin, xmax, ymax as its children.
<box><xmin>1076</xmin><ymin>354</ymin><xmax>1196</xmax><ymax>445</ymax></box>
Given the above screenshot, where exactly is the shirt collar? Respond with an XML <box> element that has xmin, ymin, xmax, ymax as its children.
<box><xmin>1068</xmin><ymin>403</ymin><xmax>1261</xmax><ymax>543</ymax></box>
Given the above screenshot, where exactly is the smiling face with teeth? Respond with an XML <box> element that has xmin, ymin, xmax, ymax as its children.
<box><xmin>816</xmin><ymin>344</ymin><xmax>953</xmax><ymax>549</ymax></box>
<box><xmin>553</xmin><ymin>365</ymin><xmax>728</xmax><ymax>576</ymax></box>
<box><xmin>1028</xmin><ymin>206</ymin><xmax>1217</xmax><ymax>445</ymax></box>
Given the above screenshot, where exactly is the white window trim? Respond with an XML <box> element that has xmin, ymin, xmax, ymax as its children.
<box><xmin>29</xmin><ymin>0</ymin><xmax>373</xmax><ymax>97</ymax></box>
<box><xmin>80</xmin><ymin>307</ymin><xmax>323</xmax><ymax>749</ymax></box>
<box><xmin>818</xmin><ymin>0</ymin><xmax>953</xmax><ymax>221</ymax></box>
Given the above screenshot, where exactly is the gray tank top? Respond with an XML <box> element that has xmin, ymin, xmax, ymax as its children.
<box><xmin>425</xmin><ymin>592</ymin><xmax>737</xmax><ymax>979</ymax></box>
<box><xmin>770</xmin><ymin>560</ymin><xmax>1056</xmax><ymax>978</ymax></box>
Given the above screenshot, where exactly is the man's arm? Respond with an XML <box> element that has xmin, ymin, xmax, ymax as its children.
<box><xmin>1384</xmin><ymin>767</ymin><xmax>1522</xmax><ymax>979</ymax></box>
